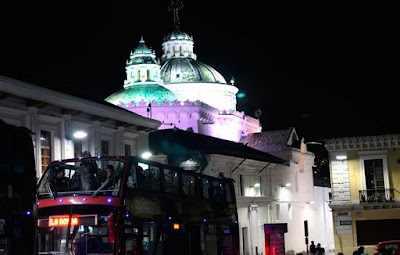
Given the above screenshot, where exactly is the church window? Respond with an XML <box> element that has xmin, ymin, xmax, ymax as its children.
<box><xmin>147</xmin><ymin>69</ymin><xmax>150</xmax><ymax>81</ymax></box>
<box><xmin>138</xmin><ymin>70</ymin><xmax>141</xmax><ymax>81</ymax></box>
<box><xmin>179</xmin><ymin>46</ymin><xmax>182</xmax><ymax>55</ymax></box>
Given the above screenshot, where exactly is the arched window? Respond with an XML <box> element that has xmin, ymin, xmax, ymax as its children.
<box><xmin>138</xmin><ymin>70</ymin><xmax>141</xmax><ymax>81</ymax></box>
<box><xmin>147</xmin><ymin>69</ymin><xmax>150</xmax><ymax>81</ymax></box>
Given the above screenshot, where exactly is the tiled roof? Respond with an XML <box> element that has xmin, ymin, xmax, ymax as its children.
<box><xmin>240</xmin><ymin>128</ymin><xmax>296</xmax><ymax>148</ymax></box>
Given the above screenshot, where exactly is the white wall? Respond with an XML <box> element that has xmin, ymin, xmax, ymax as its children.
<box><xmin>0</xmin><ymin>77</ymin><xmax>158</xmax><ymax>179</ymax></box>
<box><xmin>205</xmin><ymin>146</ymin><xmax>334</xmax><ymax>255</ymax></box>
<box><xmin>283</xmin><ymin>186</ymin><xmax>334</xmax><ymax>255</ymax></box>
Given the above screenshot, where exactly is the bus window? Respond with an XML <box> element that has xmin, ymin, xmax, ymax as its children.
<box><xmin>136</xmin><ymin>164</ymin><xmax>160</xmax><ymax>191</ymax></box>
<box><xmin>199</xmin><ymin>177</ymin><xmax>210</xmax><ymax>199</ymax></box>
<box><xmin>37</xmin><ymin>159</ymin><xmax>125</xmax><ymax>198</ymax></box>
<box><xmin>127</xmin><ymin>164</ymin><xmax>137</xmax><ymax>189</ymax></box>
<box><xmin>211</xmin><ymin>180</ymin><xmax>225</xmax><ymax>201</ymax></box>
<box><xmin>149</xmin><ymin>167</ymin><xmax>160</xmax><ymax>191</ymax></box>
<box><xmin>182</xmin><ymin>173</ymin><xmax>196</xmax><ymax>197</ymax></box>
<box><xmin>224</xmin><ymin>182</ymin><xmax>233</xmax><ymax>203</ymax></box>
<box><xmin>163</xmin><ymin>169</ymin><xmax>179</xmax><ymax>194</ymax></box>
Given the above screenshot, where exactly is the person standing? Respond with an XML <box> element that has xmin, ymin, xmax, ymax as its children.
<box><xmin>316</xmin><ymin>243</ymin><xmax>325</xmax><ymax>255</ymax></box>
<box><xmin>310</xmin><ymin>241</ymin><xmax>316</xmax><ymax>255</ymax></box>
<box><xmin>353</xmin><ymin>246</ymin><xmax>365</xmax><ymax>255</ymax></box>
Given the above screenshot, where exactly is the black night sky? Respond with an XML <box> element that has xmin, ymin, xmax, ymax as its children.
<box><xmin>0</xmin><ymin>1</ymin><xmax>397</xmax><ymax>141</ymax></box>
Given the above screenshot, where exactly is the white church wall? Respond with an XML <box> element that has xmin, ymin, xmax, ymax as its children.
<box><xmin>123</xmin><ymin>100</ymin><xmax>260</xmax><ymax>142</ymax></box>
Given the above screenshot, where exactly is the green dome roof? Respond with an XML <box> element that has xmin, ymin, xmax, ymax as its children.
<box><xmin>163</xmin><ymin>29</ymin><xmax>193</xmax><ymax>42</ymax></box>
<box><xmin>105</xmin><ymin>84</ymin><xmax>178</xmax><ymax>105</ymax></box>
<box><xmin>128</xmin><ymin>37</ymin><xmax>158</xmax><ymax>65</ymax></box>
<box><xmin>161</xmin><ymin>58</ymin><xmax>227</xmax><ymax>84</ymax></box>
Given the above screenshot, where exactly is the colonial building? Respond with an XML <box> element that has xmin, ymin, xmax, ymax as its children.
<box><xmin>0</xmin><ymin>75</ymin><xmax>160</xmax><ymax>179</ymax></box>
<box><xmin>326</xmin><ymin>134</ymin><xmax>400</xmax><ymax>255</ymax></box>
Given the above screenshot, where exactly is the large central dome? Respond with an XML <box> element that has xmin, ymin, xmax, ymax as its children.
<box><xmin>161</xmin><ymin>58</ymin><xmax>227</xmax><ymax>84</ymax></box>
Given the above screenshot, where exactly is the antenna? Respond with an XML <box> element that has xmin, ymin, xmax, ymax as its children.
<box><xmin>168</xmin><ymin>0</ymin><xmax>184</xmax><ymax>29</ymax></box>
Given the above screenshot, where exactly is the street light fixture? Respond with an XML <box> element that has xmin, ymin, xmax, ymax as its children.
<box><xmin>73</xmin><ymin>131</ymin><xmax>87</xmax><ymax>139</ymax></box>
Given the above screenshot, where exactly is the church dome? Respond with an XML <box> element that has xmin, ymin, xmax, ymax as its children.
<box><xmin>161</xmin><ymin>58</ymin><xmax>227</xmax><ymax>84</ymax></box>
<box><xmin>128</xmin><ymin>37</ymin><xmax>158</xmax><ymax>65</ymax></box>
<box><xmin>163</xmin><ymin>29</ymin><xmax>193</xmax><ymax>42</ymax></box>
<box><xmin>105</xmin><ymin>84</ymin><xmax>177</xmax><ymax>105</ymax></box>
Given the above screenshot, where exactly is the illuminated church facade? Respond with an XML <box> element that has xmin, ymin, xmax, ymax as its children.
<box><xmin>105</xmin><ymin>2</ymin><xmax>334</xmax><ymax>255</ymax></box>
<box><xmin>106</xmin><ymin>22</ymin><xmax>260</xmax><ymax>142</ymax></box>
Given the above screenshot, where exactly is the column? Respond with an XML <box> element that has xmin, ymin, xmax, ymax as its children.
<box><xmin>115</xmin><ymin>126</ymin><xmax>125</xmax><ymax>156</ymax></box>
<box><xmin>90</xmin><ymin>121</ymin><xmax>101</xmax><ymax>156</ymax></box>
<box><xmin>24</xmin><ymin>107</ymin><xmax>40</xmax><ymax>178</ymax></box>
<box><xmin>61</xmin><ymin>114</ymin><xmax>74</xmax><ymax>159</ymax></box>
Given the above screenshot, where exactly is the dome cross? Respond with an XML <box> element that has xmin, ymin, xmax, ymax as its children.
<box><xmin>168</xmin><ymin>0</ymin><xmax>184</xmax><ymax>29</ymax></box>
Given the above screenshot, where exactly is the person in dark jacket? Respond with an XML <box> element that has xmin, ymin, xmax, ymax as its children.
<box><xmin>310</xmin><ymin>241</ymin><xmax>316</xmax><ymax>255</ymax></box>
<box><xmin>353</xmin><ymin>246</ymin><xmax>364</xmax><ymax>255</ymax></box>
<box><xmin>316</xmin><ymin>243</ymin><xmax>325</xmax><ymax>255</ymax></box>
<box><xmin>50</xmin><ymin>167</ymin><xmax>69</xmax><ymax>192</ymax></box>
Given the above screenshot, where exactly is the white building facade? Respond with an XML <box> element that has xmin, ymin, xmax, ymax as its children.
<box><xmin>0</xmin><ymin>76</ymin><xmax>160</xmax><ymax>179</ymax></box>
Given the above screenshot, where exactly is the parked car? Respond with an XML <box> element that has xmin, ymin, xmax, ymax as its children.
<box><xmin>375</xmin><ymin>240</ymin><xmax>400</xmax><ymax>255</ymax></box>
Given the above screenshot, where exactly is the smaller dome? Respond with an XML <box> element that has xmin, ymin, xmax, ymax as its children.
<box><xmin>163</xmin><ymin>29</ymin><xmax>193</xmax><ymax>42</ymax></box>
<box><xmin>129</xmin><ymin>37</ymin><xmax>158</xmax><ymax>65</ymax></box>
<box><xmin>105</xmin><ymin>84</ymin><xmax>177</xmax><ymax>105</ymax></box>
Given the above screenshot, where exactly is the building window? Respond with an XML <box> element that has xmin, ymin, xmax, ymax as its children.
<box><xmin>73</xmin><ymin>139</ymin><xmax>82</xmax><ymax>158</ymax></box>
<box><xmin>146</xmin><ymin>69</ymin><xmax>150</xmax><ymax>81</ymax></box>
<box><xmin>125</xmin><ymin>144</ymin><xmax>131</xmax><ymax>156</ymax></box>
<box><xmin>101</xmin><ymin>140</ymin><xmax>109</xmax><ymax>156</ymax></box>
<box><xmin>241</xmin><ymin>175</ymin><xmax>261</xmax><ymax>197</ymax></box>
<box><xmin>364</xmin><ymin>159</ymin><xmax>385</xmax><ymax>190</ymax></box>
<box><xmin>40</xmin><ymin>130</ymin><xmax>52</xmax><ymax>174</ymax></box>
<box><xmin>360</xmin><ymin>152</ymin><xmax>390</xmax><ymax>200</ymax></box>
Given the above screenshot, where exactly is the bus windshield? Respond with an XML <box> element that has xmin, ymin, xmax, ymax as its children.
<box><xmin>37</xmin><ymin>159</ymin><xmax>126</xmax><ymax>198</ymax></box>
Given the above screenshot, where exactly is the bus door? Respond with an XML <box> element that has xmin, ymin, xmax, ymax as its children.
<box><xmin>124</xmin><ymin>220</ymin><xmax>162</xmax><ymax>255</ymax></box>
<box><xmin>189</xmin><ymin>225</ymin><xmax>202</xmax><ymax>255</ymax></box>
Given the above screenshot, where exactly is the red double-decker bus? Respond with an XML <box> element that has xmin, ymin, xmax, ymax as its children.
<box><xmin>37</xmin><ymin>156</ymin><xmax>239</xmax><ymax>254</ymax></box>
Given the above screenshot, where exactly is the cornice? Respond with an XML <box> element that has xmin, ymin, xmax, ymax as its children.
<box><xmin>325</xmin><ymin>134</ymin><xmax>400</xmax><ymax>152</ymax></box>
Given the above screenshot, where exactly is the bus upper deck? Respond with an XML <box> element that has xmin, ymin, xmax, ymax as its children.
<box><xmin>37</xmin><ymin>156</ymin><xmax>239</xmax><ymax>255</ymax></box>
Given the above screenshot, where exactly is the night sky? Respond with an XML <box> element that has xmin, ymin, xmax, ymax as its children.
<box><xmin>0</xmin><ymin>1</ymin><xmax>396</xmax><ymax>141</ymax></box>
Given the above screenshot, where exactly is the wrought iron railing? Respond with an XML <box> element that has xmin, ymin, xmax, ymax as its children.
<box><xmin>359</xmin><ymin>189</ymin><xmax>394</xmax><ymax>203</ymax></box>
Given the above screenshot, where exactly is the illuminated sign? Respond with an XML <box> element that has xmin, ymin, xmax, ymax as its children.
<box><xmin>49</xmin><ymin>216</ymin><xmax>78</xmax><ymax>227</ymax></box>
<box><xmin>173</xmin><ymin>223</ymin><xmax>180</xmax><ymax>230</ymax></box>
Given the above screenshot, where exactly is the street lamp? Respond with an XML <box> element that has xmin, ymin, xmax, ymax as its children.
<box><xmin>73</xmin><ymin>130</ymin><xmax>87</xmax><ymax>139</ymax></box>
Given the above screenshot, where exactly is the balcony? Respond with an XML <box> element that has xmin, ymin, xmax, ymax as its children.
<box><xmin>359</xmin><ymin>189</ymin><xmax>394</xmax><ymax>203</ymax></box>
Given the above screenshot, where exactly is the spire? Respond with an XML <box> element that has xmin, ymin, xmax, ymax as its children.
<box><xmin>168</xmin><ymin>0</ymin><xmax>184</xmax><ymax>29</ymax></box>
<box><xmin>140</xmin><ymin>36</ymin><xmax>145</xmax><ymax>43</ymax></box>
